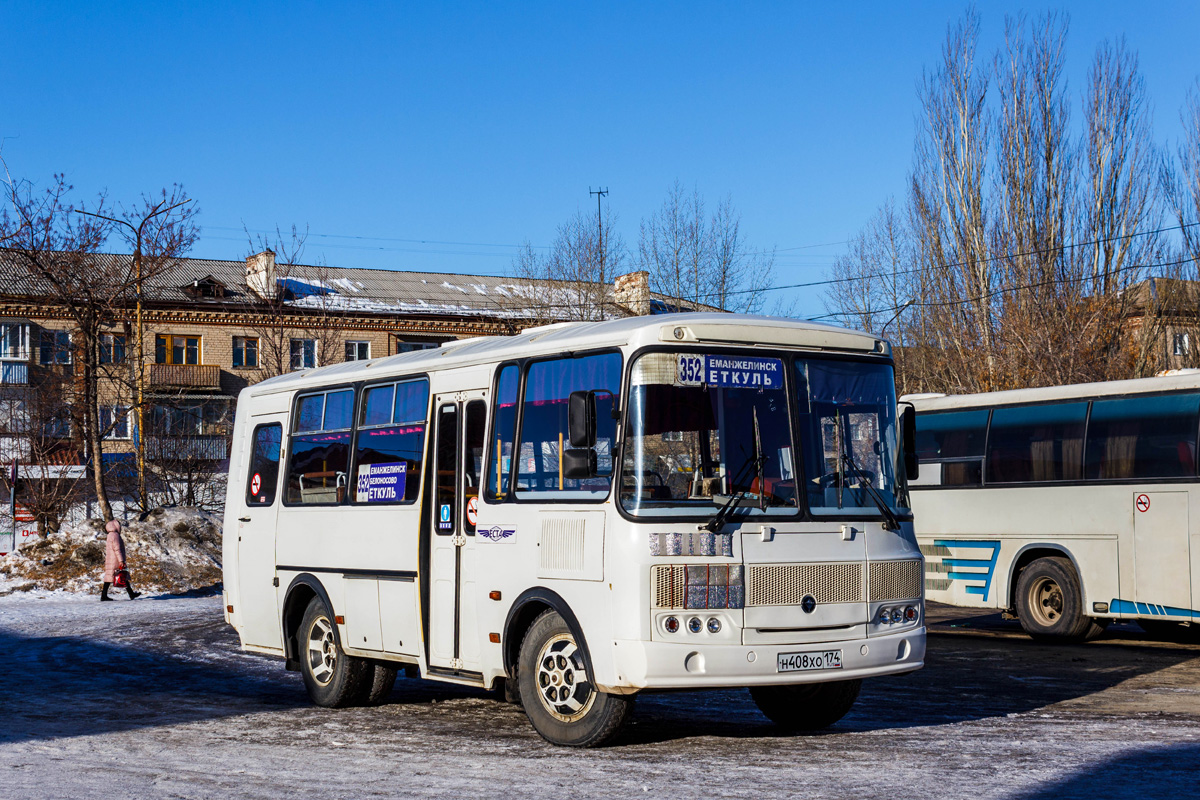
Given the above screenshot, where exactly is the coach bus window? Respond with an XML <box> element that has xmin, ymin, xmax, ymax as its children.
<box><xmin>914</xmin><ymin>409</ymin><xmax>988</xmax><ymax>486</ymax></box>
<box><xmin>486</xmin><ymin>364</ymin><xmax>520</xmax><ymax>501</ymax></box>
<box><xmin>351</xmin><ymin>378</ymin><xmax>429</xmax><ymax>505</ymax></box>
<box><xmin>516</xmin><ymin>353</ymin><xmax>621</xmax><ymax>499</ymax></box>
<box><xmin>1085</xmin><ymin>393</ymin><xmax>1200</xmax><ymax>480</ymax></box>
<box><xmin>986</xmin><ymin>402</ymin><xmax>1087</xmax><ymax>483</ymax></box>
<box><xmin>287</xmin><ymin>389</ymin><xmax>355</xmax><ymax>505</ymax></box>
<box><xmin>464</xmin><ymin>400</ymin><xmax>486</xmax><ymax>533</ymax></box>
<box><xmin>246</xmin><ymin>423</ymin><xmax>282</xmax><ymax>506</ymax></box>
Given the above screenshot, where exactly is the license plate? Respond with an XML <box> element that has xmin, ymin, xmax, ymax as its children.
<box><xmin>776</xmin><ymin>649</ymin><xmax>843</xmax><ymax>673</ymax></box>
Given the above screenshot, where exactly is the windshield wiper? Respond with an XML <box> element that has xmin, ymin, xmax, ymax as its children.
<box><xmin>837</xmin><ymin>415</ymin><xmax>900</xmax><ymax>532</ymax></box>
<box><xmin>704</xmin><ymin>420</ymin><xmax>768</xmax><ymax>532</ymax></box>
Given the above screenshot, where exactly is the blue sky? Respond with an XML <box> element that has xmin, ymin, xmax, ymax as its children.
<box><xmin>3</xmin><ymin>2</ymin><xmax>1200</xmax><ymax>319</ymax></box>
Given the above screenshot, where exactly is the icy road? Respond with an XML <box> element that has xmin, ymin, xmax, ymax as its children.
<box><xmin>1</xmin><ymin>595</ymin><xmax>1199</xmax><ymax>800</ymax></box>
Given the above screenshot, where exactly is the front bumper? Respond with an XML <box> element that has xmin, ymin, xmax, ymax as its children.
<box><xmin>604</xmin><ymin>626</ymin><xmax>925</xmax><ymax>691</ymax></box>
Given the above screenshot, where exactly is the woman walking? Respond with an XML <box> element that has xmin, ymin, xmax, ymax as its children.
<box><xmin>101</xmin><ymin>519</ymin><xmax>141</xmax><ymax>601</ymax></box>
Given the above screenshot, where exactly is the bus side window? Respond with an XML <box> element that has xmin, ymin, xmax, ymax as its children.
<box><xmin>486</xmin><ymin>364</ymin><xmax>520</xmax><ymax>501</ymax></box>
<box><xmin>352</xmin><ymin>379</ymin><xmax>429</xmax><ymax>505</ymax></box>
<box><xmin>1085</xmin><ymin>393</ymin><xmax>1200</xmax><ymax>480</ymax></box>
<box><xmin>464</xmin><ymin>400</ymin><xmax>486</xmax><ymax>533</ymax></box>
<box><xmin>516</xmin><ymin>352</ymin><xmax>621</xmax><ymax>498</ymax></box>
<box><xmin>286</xmin><ymin>388</ymin><xmax>354</xmax><ymax>505</ymax></box>
<box><xmin>246</xmin><ymin>423</ymin><xmax>282</xmax><ymax>506</ymax></box>
<box><xmin>435</xmin><ymin>405</ymin><xmax>458</xmax><ymax>534</ymax></box>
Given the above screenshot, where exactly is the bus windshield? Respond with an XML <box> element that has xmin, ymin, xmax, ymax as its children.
<box><xmin>620</xmin><ymin>352</ymin><xmax>906</xmax><ymax>519</ymax></box>
<box><xmin>795</xmin><ymin>358</ymin><xmax>906</xmax><ymax>516</ymax></box>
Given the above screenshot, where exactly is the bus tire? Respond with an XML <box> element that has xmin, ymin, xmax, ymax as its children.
<box><xmin>299</xmin><ymin>597</ymin><xmax>371</xmax><ymax>707</ymax></box>
<box><xmin>364</xmin><ymin>664</ymin><xmax>398</xmax><ymax>705</ymax></box>
<box><xmin>749</xmin><ymin>679</ymin><xmax>862</xmax><ymax>732</ymax></box>
<box><xmin>517</xmin><ymin>609</ymin><xmax>633</xmax><ymax>747</ymax></box>
<box><xmin>1015</xmin><ymin>557</ymin><xmax>1104</xmax><ymax>642</ymax></box>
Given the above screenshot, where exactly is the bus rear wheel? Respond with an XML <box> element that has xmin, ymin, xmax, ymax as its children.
<box><xmin>1015</xmin><ymin>557</ymin><xmax>1105</xmax><ymax>642</ymax></box>
<box><xmin>750</xmin><ymin>679</ymin><xmax>862</xmax><ymax>732</ymax></box>
<box><xmin>299</xmin><ymin>597</ymin><xmax>371</xmax><ymax>707</ymax></box>
<box><xmin>517</xmin><ymin>609</ymin><xmax>633</xmax><ymax>747</ymax></box>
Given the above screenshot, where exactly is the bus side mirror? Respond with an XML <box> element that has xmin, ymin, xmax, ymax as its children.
<box><xmin>568</xmin><ymin>390</ymin><xmax>597</xmax><ymax>448</ymax></box>
<box><xmin>563</xmin><ymin>447</ymin><xmax>597</xmax><ymax>479</ymax></box>
<box><xmin>899</xmin><ymin>403</ymin><xmax>919</xmax><ymax>480</ymax></box>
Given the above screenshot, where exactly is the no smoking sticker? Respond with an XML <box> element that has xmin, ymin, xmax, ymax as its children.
<box><xmin>250</xmin><ymin>473</ymin><xmax>262</xmax><ymax>496</ymax></box>
<box><xmin>1136</xmin><ymin>494</ymin><xmax>1151</xmax><ymax>513</ymax></box>
<box><xmin>466</xmin><ymin>495</ymin><xmax>479</xmax><ymax>527</ymax></box>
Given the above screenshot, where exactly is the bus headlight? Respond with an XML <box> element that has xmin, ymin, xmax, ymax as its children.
<box><xmin>904</xmin><ymin>605</ymin><xmax>918</xmax><ymax>622</ymax></box>
<box><xmin>688</xmin><ymin>617</ymin><xmax>704</xmax><ymax>634</ymax></box>
<box><xmin>707</xmin><ymin>617</ymin><xmax>722</xmax><ymax>634</ymax></box>
<box><xmin>664</xmin><ymin>616</ymin><xmax>680</xmax><ymax>634</ymax></box>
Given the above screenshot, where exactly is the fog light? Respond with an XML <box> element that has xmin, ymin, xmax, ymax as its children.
<box><xmin>664</xmin><ymin>616</ymin><xmax>679</xmax><ymax>633</ymax></box>
<box><xmin>904</xmin><ymin>605</ymin><xmax>918</xmax><ymax>622</ymax></box>
<box><xmin>688</xmin><ymin>617</ymin><xmax>703</xmax><ymax>634</ymax></box>
<box><xmin>707</xmin><ymin>617</ymin><xmax>721</xmax><ymax>633</ymax></box>
<box><xmin>890</xmin><ymin>608</ymin><xmax>903</xmax><ymax>623</ymax></box>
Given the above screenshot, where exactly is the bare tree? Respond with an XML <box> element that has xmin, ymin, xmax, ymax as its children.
<box><xmin>638</xmin><ymin>181</ymin><xmax>775</xmax><ymax>312</ymax></box>
<box><xmin>510</xmin><ymin>206</ymin><xmax>627</xmax><ymax>322</ymax></box>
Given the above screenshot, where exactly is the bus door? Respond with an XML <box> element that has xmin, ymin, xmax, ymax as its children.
<box><xmin>237</xmin><ymin>414</ymin><xmax>286</xmax><ymax>648</ymax></box>
<box><xmin>427</xmin><ymin>392</ymin><xmax>488</xmax><ymax>673</ymax></box>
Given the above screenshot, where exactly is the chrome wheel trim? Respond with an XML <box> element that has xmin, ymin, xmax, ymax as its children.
<box><xmin>535</xmin><ymin>632</ymin><xmax>596</xmax><ymax>723</ymax></box>
<box><xmin>307</xmin><ymin>616</ymin><xmax>338</xmax><ymax>686</ymax></box>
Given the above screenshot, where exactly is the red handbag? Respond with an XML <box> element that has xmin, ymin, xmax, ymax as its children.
<box><xmin>113</xmin><ymin>569</ymin><xmax>130</xmax><ymax>588</ymax></box>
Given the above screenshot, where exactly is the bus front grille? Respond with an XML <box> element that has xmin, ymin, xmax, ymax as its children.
<box><xmin>868</xmin><ymin>559</ymin><xmax>924</xmax><ymax>601</ymax></box>
<box><xmin>746</xmin><ymin>563</ymin><xmax>864</xmax><ymax>606</ymax></box>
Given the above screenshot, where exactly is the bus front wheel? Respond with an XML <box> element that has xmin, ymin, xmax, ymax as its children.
<box><xmin>299</xmin><ymin>597</ymin><xmax>371</xmax><ymax>707</ymax></box>
<box><xmin>750</xmin><ymin>679</ymin><xmax>862</xmax><ymax>732</ymax></box>
<box><xmin>1015</xmin><ymin>557</ymin><xmax>1105</xmax><ymax>642</ymax></box>
<box><xmin>517</xmin><ymin>609</ymin><xmax>633</xmax><ymax>747</ymax></box>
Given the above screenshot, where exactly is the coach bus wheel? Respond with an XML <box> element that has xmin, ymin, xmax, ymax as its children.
<box><xmin>299</xmin><ymin>597</ymin><xmax>371</xmax><ymax>707</ymax></box>
<box><xmin>1015</xmin><ymin>557</ymin><xmax>1104</xmax><ymax>642</ymax></box>
<box><xmin>517</xmin><ymin>609</ymin><xmax>633</xmax><ymax>747</ymax></box>
<box><xmin>749</xmin><ymin>679</ymin><xmax>862</xmax><ymax>732</ymax></box>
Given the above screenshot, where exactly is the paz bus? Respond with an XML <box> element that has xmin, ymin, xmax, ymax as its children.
<box><xmin>906</xmin><ymin>371</ymin><xmax>1200</xmax><ymax>642</ymax></box>
<box><xmin>222</xmin><ymin>313</ymin><xmax>925</xmax><ymax>746</ymax></box>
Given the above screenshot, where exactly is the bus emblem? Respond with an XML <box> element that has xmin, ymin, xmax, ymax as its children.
<box><xmin>479</xmin><ymin>525</ymin><xmax>516</xmax><ymax>542</ymax></box>
<box><xmin>801</xmin><ymin>595</ymin><xmax>817</xmax><ymax>613</ymax></box>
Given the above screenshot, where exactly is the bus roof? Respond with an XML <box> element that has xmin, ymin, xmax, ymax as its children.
<box><xmin>901</xmin><ymin>369</ymin><xmax>1200</xmax><ymax>412</ymax></box>
<box><xmin>248</xmin><ymin>312</ymin><xmax>887</xmax><ymax>397</ymax></box>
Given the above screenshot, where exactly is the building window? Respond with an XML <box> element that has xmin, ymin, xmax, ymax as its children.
<box><xmin>150</xmin><ymin>401</ymin><xmax>227</xmax><ymax>436</ymax></box>
<box><xmin>155</xmin><ymin>334</ymin><xmax>200</xmax><ymax>365</ymax></box>
<box><xmin>1174</xmin><ymin>332</ymin><xmax>1190</xmax><ymax>357</ymax></box>
<box><xmin>0</xmin><ymin>324</ymin><xmax>30</xmax><ymax>360</ymax></box>
<box><xmin>100</xmin><ymin>405</ymin><xmax>131</xmax><ymax>440</ymax></box>
<box><xmin>100</xmin><ymin>333</ymin><xmax>126</xmax><ymax>365</ymax></box>
<box><xmin>39</xmin><ymin>330</ymin><xmax>72</xmax><ymax>365</ymax></box>
<box><xmin>345</xmin><ymin>340</ymin><xmax>370</xmax><ymax>361</ymax></box>
<box><xmin>395</xmin><ymin>340</ymin><xmax>440</xmax><ymax>354</ymax></box>
<box><xmin>41</xmin><ymin>409</ymin><xmax>72</xmax><ymax>439</ymax></box>
<box><xmin>233</xmin><ymin>336</ymin><xmax>259</xmax><ymax>368</ymax></box>
<box><xmin>290</xmin><ymin>338</ymin><xmax>317</xmax><ymax>370</ymax></box>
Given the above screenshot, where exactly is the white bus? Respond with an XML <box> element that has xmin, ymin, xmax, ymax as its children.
<box><xmin>222</xmin><ymin>313</ymin><xmax>925</xmax><ymax>746</ymax></box>
<box><xmin>907</xmin><ymin>372</ymin><xmax>1200</xmax><ymax>642</ymax></box>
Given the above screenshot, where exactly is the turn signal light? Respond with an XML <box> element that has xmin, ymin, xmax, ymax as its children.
<box><xmin>334</xmin><ymin>615</ymin><xmax>345</xmax><ymax>625</ymax></box>
<box><xmin>489</xmin><ymin>632</ymin><xmax>501</xmax><ymax>643</ymax></box>
<box><xmin>489</xmin><ymin>590</ymin><xmax>502</xmax><ymax>601</ymax></box>
<box><xmin>226</xmin><ymin>605</ymin><xmax>233</xmax><ymax>614</ymax></box>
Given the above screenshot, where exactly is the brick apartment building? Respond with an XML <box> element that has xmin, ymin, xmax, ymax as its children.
<box><xmin>0</xmin><ymin>248</ymin><xmax>659</xmax><ymax>527</ymax></box>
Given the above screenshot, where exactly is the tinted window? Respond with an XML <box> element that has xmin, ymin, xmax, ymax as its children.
<box><xmin>1085</xmin><ymin>394</ymin><xmax>1200</xmax><ymax>480</ymax></box>
<box><xmin>246</xmin><ymin>423</ymin><xmax>282</xmax><ymax>506</ymax></box>
<box><xmin>986</xmin><ymin>402</ymin><xmax>1087</xmax><ymax>483</ymax></box>
<box><xmin>915</xmin><ymin>410</ymin><xmax>989</xmax><ymax>460</ymax></box>
<box><xmin>464</xmin><ymin>400</ymin><xmax>486</xmax><ymax>533</ymax></box>
<box><xmin>353</xmin><ymin>379</ymin><xmax>429</xmax><ymax>505</ymax></box>
<box><xmin>286</xmin><ymin>388</ymin><xmax>356</xmax><ymax>504</ymax></box>
<box><xmin>486</xmin><ymin>364</ymin><xmax>520</xmax><ymax>501</ymax></box>
<box><xmin>516</xmin><ymin>353</ymin><xmax>621</xmax><ymax>499</ymax></box>
<box><xmin>434</xmin><ymin>405</ymin><xmax>458</xmax><ymax>534</ymax></box>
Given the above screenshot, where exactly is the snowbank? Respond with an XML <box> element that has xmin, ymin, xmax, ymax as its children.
<box><xmin>0</xmin><ymin>507</ymin><xmax>222</xmax><ymax>596</ymax></box>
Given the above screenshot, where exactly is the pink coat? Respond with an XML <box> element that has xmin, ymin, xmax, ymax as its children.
<box><xmin>103</xmin><ymin>530</ymin><xmax>127</xmax><ymax>583</ymax></box>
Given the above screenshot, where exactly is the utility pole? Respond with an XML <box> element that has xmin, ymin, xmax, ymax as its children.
<box><xmin>589</xmin><ymin>186</ymin><xmax>608</xmax><ymax>276</ymax></box>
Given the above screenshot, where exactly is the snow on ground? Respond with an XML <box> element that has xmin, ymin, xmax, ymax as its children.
<box><xmin>1</xmin><ymin>597</ymin><xmax>1199</xmax><ymax>799</ymax></box>
<box><xmin>0</xmin><ymin>507</ymin><xmax>222</xmax><ymax>596</ymax></box>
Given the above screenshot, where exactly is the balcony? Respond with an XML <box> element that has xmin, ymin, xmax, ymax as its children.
<box><xmin>0</xmin><ymin>361</ymin><xmax>28</xmax><ymax>385</ymax></box>
<box><xmin>148</xmin><ymin>363</ymin><xmax>222</xmax><ymax>389</ymax></box>
<box><xmin>146</xmin><ymin>435</ymin><xmax>229</xmax><ymax>462</ymax></box>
